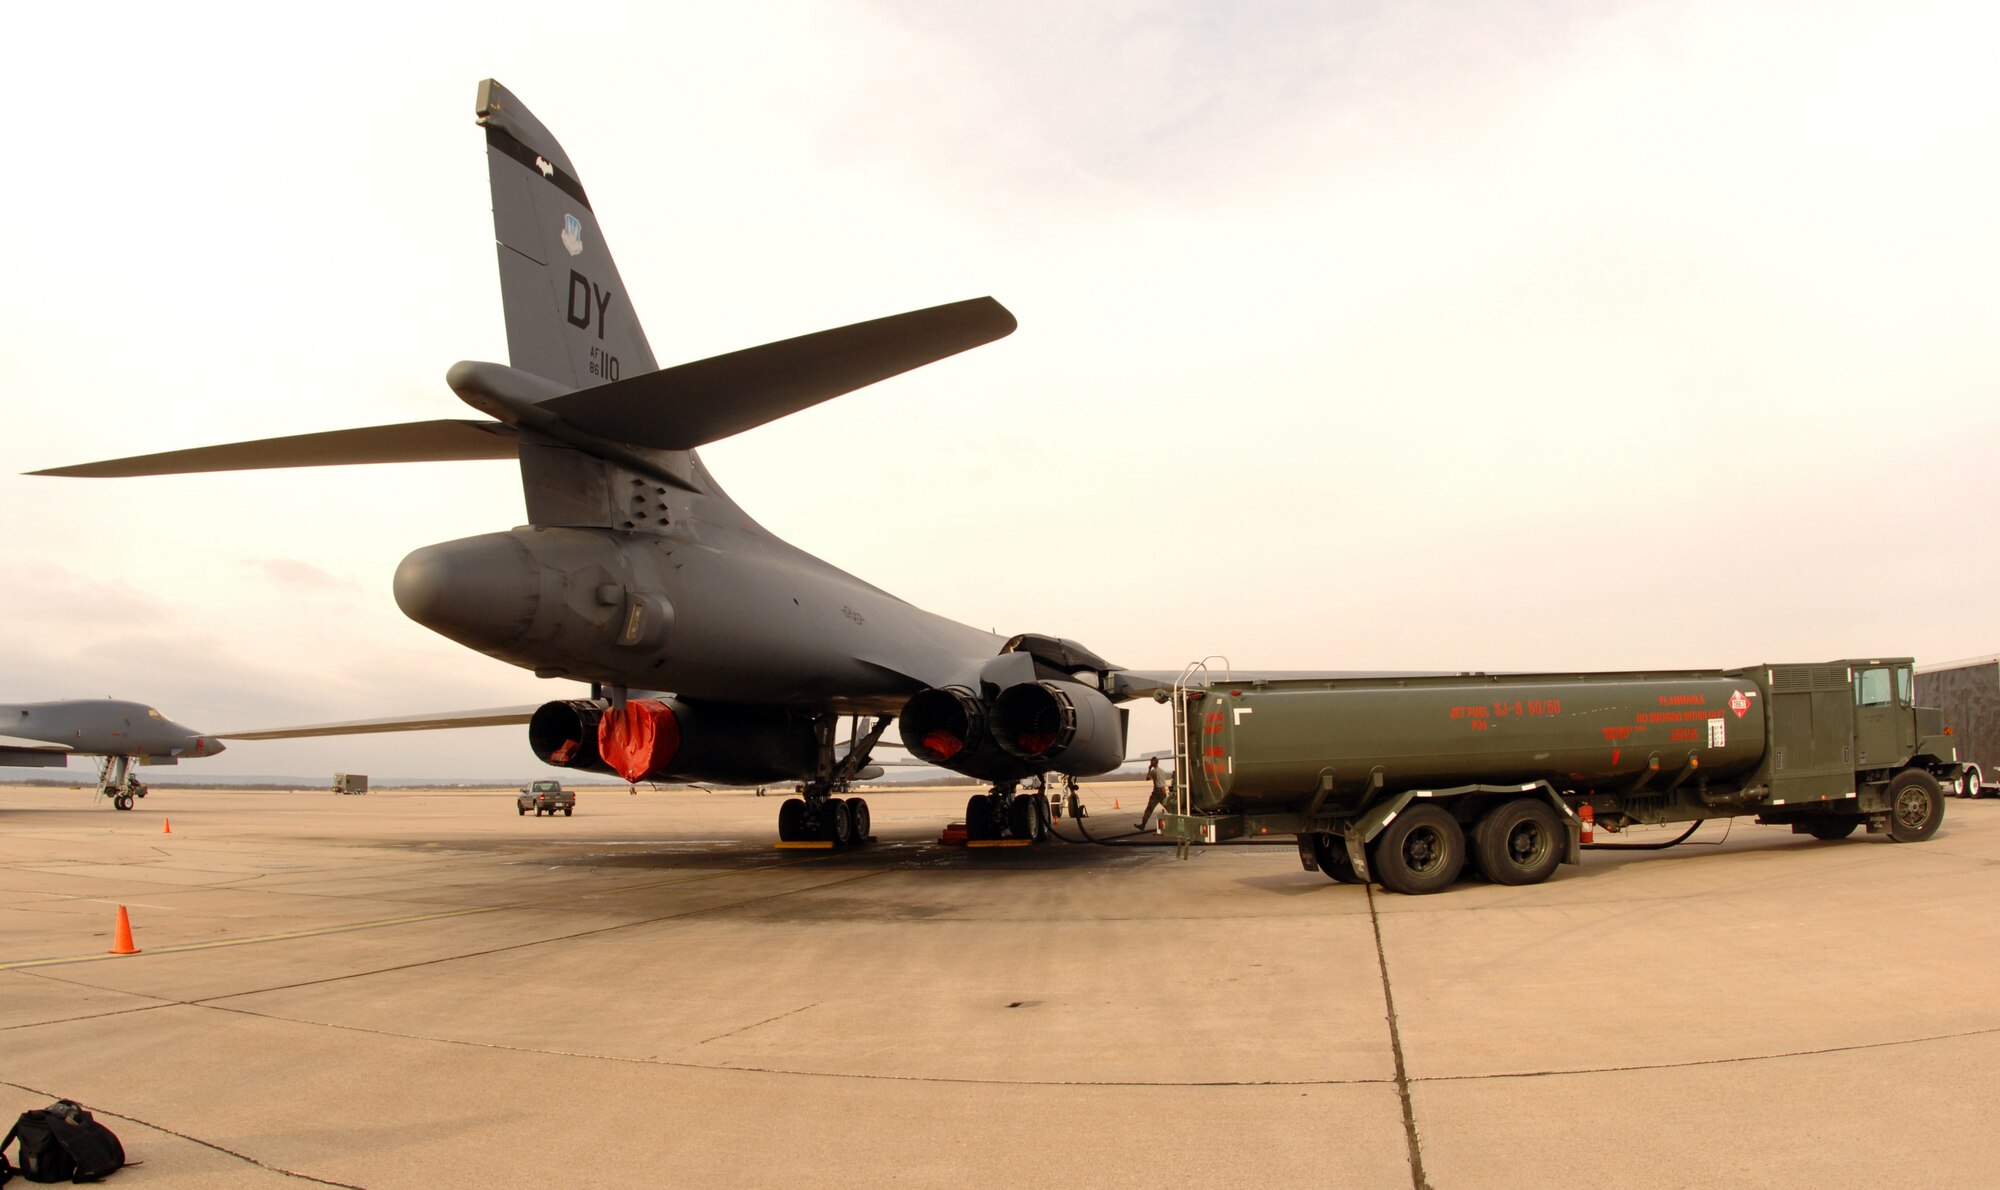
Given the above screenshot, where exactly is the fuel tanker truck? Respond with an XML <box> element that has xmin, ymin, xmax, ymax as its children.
<box><xmin>1160</xmin><ymin>658</ymin><xmax>1960</xmax><ymax>894</ymax></box>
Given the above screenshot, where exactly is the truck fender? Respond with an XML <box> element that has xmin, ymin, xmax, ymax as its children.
<box><xmin>1345</xmin><ymin>791</ymin><xmax>1423</xmax><ymax>883</ymax></box>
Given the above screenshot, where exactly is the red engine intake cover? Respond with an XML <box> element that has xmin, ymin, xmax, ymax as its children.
<box><xmin>597</xmin><ymin>699</ymin><xmax>682</xmax><ymax>782</ymax></box>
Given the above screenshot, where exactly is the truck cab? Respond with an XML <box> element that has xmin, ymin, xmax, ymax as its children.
<box><xmin>1851</xmin><ymin>662</ymin><xmax>1918</xmax><ymax>770</ymax></box>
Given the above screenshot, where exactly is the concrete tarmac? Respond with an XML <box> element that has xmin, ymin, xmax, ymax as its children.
<box><xmin>2</xmin><ymin>782</ymin><xmax>1995</xmax><ymax>1188</ymax></box>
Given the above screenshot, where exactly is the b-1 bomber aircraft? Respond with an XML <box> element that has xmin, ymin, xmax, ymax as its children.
<box><xmin>1</xmin><ymin>699</ymin><xmax>225</xmax><ymax>809</ymax></box>
<box><xmin>38</xmin><ymin>80</ymin><xmax>1353</xmax><ymax>845</ymax></box>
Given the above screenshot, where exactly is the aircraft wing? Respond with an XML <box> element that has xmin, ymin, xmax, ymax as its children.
<box><xmin>30</xmin><ymin>420</ymin><xmax>519</xmax><ymax>478</ymax></box>
<box><xmin>0</xmin><ymin>735</ymin><xmax>71</xmax><ymax>753</ymax></box>
<box><xmin>222</xmin><ymin>706</ymin><xmax>538</xmax><ymax>740</ymax></box>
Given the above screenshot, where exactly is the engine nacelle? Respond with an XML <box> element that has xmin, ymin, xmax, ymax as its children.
<box><xmin>530</xmin><ymin>699</ymin><xmax>609</xmax><ymax>771</ymax></box>
<box><xmin>991</xmin><ymin>680</ymin><xmax>1127</xmax><ymax>776</ymax></box>
<box><xmin>899</xmin><ymin>686</ymin><xmax>987</xmax><ymax>764</ymax></box>
<box><xmin>899</xmin><ymin>686</ymin><xmax>1041</xmax><ymax>782</ymax></box>
<box><xmin>538</xmin><ymin>696</ymin><xmax>819</xmax><ymax>785</ymax></box>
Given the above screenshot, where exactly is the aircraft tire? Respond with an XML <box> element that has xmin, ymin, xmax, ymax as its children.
<box><xmin>113</xmin><ymin>794</ymin><xmax>133</xmax><ymax>811</ymax></box>
<box><xmin>1309</xmin><ymin>832</ymin><xmax>1360</xmax><ymax>882</ymax></box>
<box><xmin>777</xmin><ymin>797</ymin><xmax>807</xmax><ymax>841</ymax></box>
<box><xmin>1887</xmin><ymin>770</ymin><xmax>1944</xmax><ymax>843</ymax></box>
<box><xmin>964</xmin><ymin>794</ymin><xmax>993</xmax><ymax>840</ymax></box>
<box><xmin>1006</xmin><ymin>795</ymin><xmax>1048</xmax><ymax>842</ymax></box>
<box><xmin>824</xmin><ymin>797</ymin><xmax>853</xmax><ymax>846</ymax></box>
<box><xmin>1472</xmin><ymin>799</ymin><xmax>1563</xmax><ymax>886</ymax></box>
<box><xmin>847</xmin><ymin>798</ymin><xmax>870</xmax><ymax>843</ymax></box>
<box><xmin>1370</xmin><ymin>805</ymin><xmax>1465</xmax><ymax>895</ymax></box>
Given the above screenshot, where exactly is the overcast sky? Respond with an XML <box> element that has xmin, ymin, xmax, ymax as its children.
<box><xmin>3</xmin><ymin>0</ymin><xmax>1996</xmax><ymax>778</ymax></box>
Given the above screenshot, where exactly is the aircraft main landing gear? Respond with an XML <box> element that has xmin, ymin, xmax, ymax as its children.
<box><xmin>963</xmin><ymin>779</ymin><xmax>1052</xmax><ymax>843</ymax></box>
<box><xmin>775</xmin><ymin>714</ymin><xmax>886</xmax><ymax>848</ymax></box>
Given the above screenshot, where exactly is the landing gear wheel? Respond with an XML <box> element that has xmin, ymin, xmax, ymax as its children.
<box><xmin>965</xmin><ymin>794</ymin><xmax>994</xmax><ymax>841</ymax></box>
<box><xmin>1472</xmin><ymin>799</ymin><xmax>1563</xmax><ymax>886</ymax></box>
<box><xmin>113</xmin><ymin>793</ymin><xmax>133</xmax><ymax>811</ymax></box>
<box><xmin>1369</xmin><ymin>804</ymin><xmax>1465</xmax><ymax>895</ymax></box>
<box><xmin>1887</xmin><ymin>770</ymin><xmax>1944</xmax><ymax>843</ymax></box>
<box><xmin>1008</xmin><ymin>794</ymin><xmax>1047</xmax><ymax>843</ymax></box>
<box><xmin>846</xmin><ymin>797</ymin><xmax>871</xmax><ymax>843</ymax></box>
<box><xmin>777</xmin><ymin>797</ymin><xmax>807</xmax><ymax>841</ymax></box>
<box><xmin>823</xmin><ymin>797</ymin><xmax>854</xmax><ymax>846</ymax></box>
<box><xmin>1310</xmin><ymin>832</ymin><xmax>1360</xmax><ymax>883</ymax></box>
<box><xmin>1805</xmin><ymin>818</ymin><xmax>1859</xmax><ymax>840</ymax></box>
<box><xmin>132</xmin><ymin>784</ymin><xmax>147</xmax><ymax>799</ymax></box>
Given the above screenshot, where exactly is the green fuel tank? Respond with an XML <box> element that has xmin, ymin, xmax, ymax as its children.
<box><xmin>1186</xmin><ymin>674</ymin><xmax>1769</xmax><ymax>813</ymax></box>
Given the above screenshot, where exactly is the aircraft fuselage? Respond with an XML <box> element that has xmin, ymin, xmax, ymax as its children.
<box><xmin>393</xmin><ymin>520</ymin><xmax>1003</xmax><ymax>713</ymax></box>
<box><xmin>0</xmin><ymin>700</ymin><xmax>222</xmax><ymax>765</ymax></box>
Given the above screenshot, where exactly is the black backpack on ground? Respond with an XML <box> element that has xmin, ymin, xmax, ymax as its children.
<box><xmin>0</xmin><ymin>1100</ymin><xmax>126</xmax><ymax>1183</ymax></box>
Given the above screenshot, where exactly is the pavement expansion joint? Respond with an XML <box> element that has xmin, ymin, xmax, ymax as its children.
<box><xmin>1367</xmin><ymin>883</ymin><xmax>1433</xmax><ymax>1190</ymax></box>
<box><xmin>1411</xmin><ymin>1021</ymin><xmax>2000</xmax><ymax>1083</ymax></box>
<box><xmin>193</xmin><ymin>1001</ymin><xmax>1404</xmax><ymax>1089</ymax></box>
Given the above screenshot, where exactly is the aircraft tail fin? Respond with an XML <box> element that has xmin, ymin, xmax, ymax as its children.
<box><xmin>477</xmin><ymin>79</ymin><xmax>658</xmax><ymax>390</ymax></box>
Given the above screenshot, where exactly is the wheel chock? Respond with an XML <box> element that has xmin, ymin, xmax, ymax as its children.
<box><xmin>939</xmin><ymin>823</ymin><xmax>968</xmax><ymax>845</ymax></box>
<box><xmin>773</xmin><ymin>840</ymin><xmax>835</xmax><ymax>849</ymax></box>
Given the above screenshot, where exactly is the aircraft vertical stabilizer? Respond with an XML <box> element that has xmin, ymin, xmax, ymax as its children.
<box><xmin>477</xmin><ymin>79</ymin><xmax>659</xmax><ymax>390</ymax></box>
<box><xmin>477</xmin><ymin>79</ymin><xmax>675</xmax><ymax>529</ymax></box>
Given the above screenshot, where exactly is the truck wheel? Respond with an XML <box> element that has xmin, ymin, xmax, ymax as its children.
<box><xmin>1473</xmin><ymin>799</ymin><xmax>1563</xmax><ymax>886</ymax></box>
<box><xmin>1887</xmin><ymin>770</ymin><xmax>1945</xmax><ymax>843</ymax></box>
<box><xmin>517</xmin><ymin>805</ymin><xmax>525</xmax><ymax>816</ymax></box>
<box><xmin>1805</xmin><ymin>818</ymin><xmax>1858</xmax><ymax>840</ymax></box>
<box><xmin>1309</xmin><ymin>832</ymin><xmax>1361</xmax><ymax>882</ymax></box>
<box><xmin>1966</xmin><ymin>767</ymin><xmax>1984</xmax><ymax>799</ymax></box>
<box><xmin>777</xmin><ymin>797</ymin><xmax>807</xmax><ymax>841</ymax></box>
<box><xmin>1370</xmin><ymin>805</ymin><xmax>1465</xmax><ymax>895</ymax></box>
<box><xmin>563</xmin><ymin>806</ymin><xmax>572</xmax><ymax>816</ymax></box>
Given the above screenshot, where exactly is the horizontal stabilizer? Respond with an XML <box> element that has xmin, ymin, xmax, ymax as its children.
<box><xmin>539</xmin><ymin>297</ymin><xmax>1017</xmax><ymax>450</ymax></box>
<box><xmin>32</xmin><ymin>420</ymin><xmax>519</xmax><ymax>478</ymax></box>
<box><xmin>221</xmin><ymin>705</ymin><xmax>537</xmax><ymax>740</ymax></box>
<box><xmin>0</xmin><ymin>735</ymin><xmax>70</xmax><ymax>753</ymax></box>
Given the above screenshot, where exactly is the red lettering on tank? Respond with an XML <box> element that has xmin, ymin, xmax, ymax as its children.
<box><xmin>1602</xmin><ymin>726</ymin><xmax>1638</xmax><ymax>741</ymax></box>
<box><xmin>1669</xmin><ymin>728</ymin><xmax>1699</xmax><ymax>742</ymax></box>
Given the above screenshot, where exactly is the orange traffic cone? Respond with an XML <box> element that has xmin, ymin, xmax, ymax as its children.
<box><xmin>109</xmin><ymin>905</ymin><xmax>141</xmax><ymax>955</ymax></box>
<box><xmin>162</xmin><ymin>817</ymin><xmax>172</xmax><ymax>834</ymax></box>
<box><xmin>1113</xmin><ymin>798</ymin><xmax>1121</xmax><ymax>810</ymax></box>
